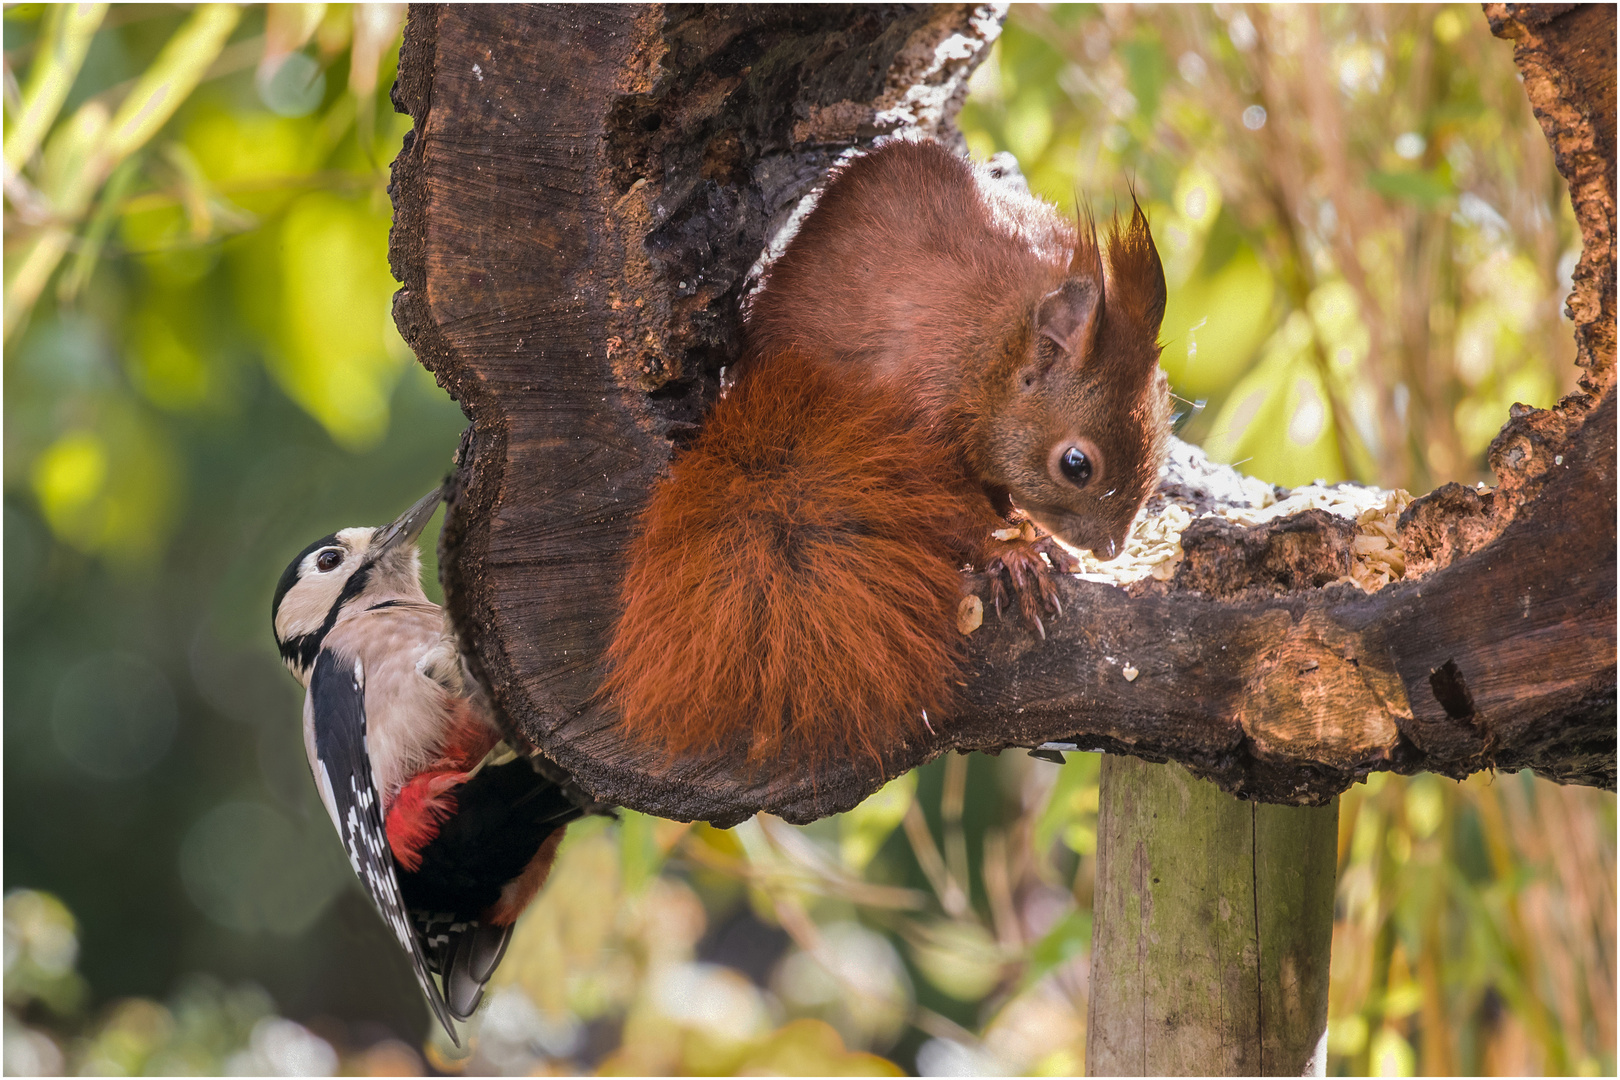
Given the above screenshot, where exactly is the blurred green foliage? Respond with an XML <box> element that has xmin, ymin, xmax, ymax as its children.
<box><xmin>4</xmin><ymin>2</ymin><xmax>469</xmax><ymax>1069</ymax></box>
<box><xmin>960</xmin><ymin>3</ymin><xmax>1580</xmax><ymax>492</ymax></box>
<box><xmin>3</xmin><ymin>4</ymin><xmax>1612</xmax><ymax>1078</ymax></box>
<box><xmin>1329</xmin><ymin>772</ymin><xmax>1615</xmax><ymax>1076</ymax></box>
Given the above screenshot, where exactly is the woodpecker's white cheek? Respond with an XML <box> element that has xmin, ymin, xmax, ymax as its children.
<box><xmin>277</xmin><ymin>570</ymin><xmax>348</xmax><ymax>642</ymax></box>
<box><xmin>275</xmin><ymin>529</ymin><xmax>380</xmax><ymax>643</ymax></box>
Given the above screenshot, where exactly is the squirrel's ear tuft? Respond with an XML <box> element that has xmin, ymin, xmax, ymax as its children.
<box><xmin>1105</xmin><ymin>199</ymin><xmax>1167</xmax><ymax>340</ymax></box>
<box><xmin>1068</xmin><ymin>205</ymin><xmax>1105</xmax><ymax>284</ymax></box>
<box><xmin>1039</xmin><ymin>211</ymin><xmax>1105</xmax><ymax>360</ymax></box>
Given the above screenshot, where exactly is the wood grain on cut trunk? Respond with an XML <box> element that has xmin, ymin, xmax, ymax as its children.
<box><xmin>390</xmin><ymin>3</ymin><xmax>1615</xmax><ymax>826</ymax></box>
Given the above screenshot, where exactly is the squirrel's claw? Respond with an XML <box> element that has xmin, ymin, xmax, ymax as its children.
<box><xmin>1031</xmin><ymin>536</ymin><xmax>1081</xmax><ymax>574</ymax></box>
<box><xmin>984</xmin><ymin>535</ymin><xmax>1068</xmax><ymax>636</ymax></box>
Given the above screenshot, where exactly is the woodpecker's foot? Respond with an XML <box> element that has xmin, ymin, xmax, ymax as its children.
<box><xmin>984</xmin><ymin>530</ymin><xmax>1079</xmax><ymax>639</ymax></box>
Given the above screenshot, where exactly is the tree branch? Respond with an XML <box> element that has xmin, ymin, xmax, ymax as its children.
<box><xmin>389</xmin><ymin>3</ymin><xmax>1615</xmax><ymax>826</ymax></box>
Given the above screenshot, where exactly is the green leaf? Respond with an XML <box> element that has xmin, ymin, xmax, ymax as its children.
<box><xmin>57</xmin><ymin>153</ymin><xmax>140</xmax><ymax>301</ymax></box>
<box><xmin>1159</xmin><ymin>243</ymin><xmax>1275</xmax><ymax>397</ymax></box>
<box><xmin>1033</xmin><ymin>752</ymin><xmax>1100</xmax><ymax>866</ymax></box>
<box><xmin>838</xmin><ymin>772</ymin><xmax>917</xmax><ymax>873</ymax></box>
<box><xmin>105</xmin><ymin>4</ymin><xmax>240</xmax><ymax>162</ymax></box>
<box><xmin>259</xmin><ymin>191</ymin><xmax>406</xmax><ymax>449</ymax></box>
<box><xmin>1201</xmin><ymin>315</ymin><xmax>1350</xmax><ymax>487</ymax></box>
<box><xmin>1020</xmin><ymin>907</ymin><xmax>1091</xmax><ymax>990</ymax></box>
<box><xmin>908</xmin><ymin>918</ymin><xmax>1004</xmax><ymax>1001</ymax></box>
<box><xmin>617</xmin><ymin>810</ymin><xmax>663</xmax><ymax>895</ymax></box>
<box><xmin>1366</xmin><ymin>168</ymin><xmax>1452</xmax><ymax>207</ymax></box>
<box><xmin>1122</xmin><ymin>36</ymin><xmax>1170</xmax><ymax>123</ymax></box>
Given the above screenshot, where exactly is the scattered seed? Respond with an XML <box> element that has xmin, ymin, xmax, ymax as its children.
<box><xmin>957</xmin><ymin>594</ymin><xmax>984</xmax><ymax>634</ymax></box>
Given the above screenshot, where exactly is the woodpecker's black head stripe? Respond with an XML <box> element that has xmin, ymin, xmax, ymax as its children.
<box><xmin>278</xmin><ymin>560</ymin><xmax>374</xmax><ymax>673</ymax></box>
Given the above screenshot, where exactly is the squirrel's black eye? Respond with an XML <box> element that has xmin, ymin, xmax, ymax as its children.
<box><xmin>316</xmin><ymin>549</ymin><xmax>343</xmax><ymax>573</ymax></box>
<box><xmin>1059</xmin><ymin>446</ymin><xmax>1092</xmax><ymax>487</ymax></box>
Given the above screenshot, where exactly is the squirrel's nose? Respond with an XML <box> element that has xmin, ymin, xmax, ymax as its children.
<box><xmin>1091</xmin><ymin>524</ymin><xmax>1132</xmax><ymax>562</ymax></box>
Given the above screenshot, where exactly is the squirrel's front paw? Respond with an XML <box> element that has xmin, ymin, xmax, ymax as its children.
<box><xmin>984</xmin><ymin>530</ymin><xmax>1079</xmax><ymax>640</ymax></box>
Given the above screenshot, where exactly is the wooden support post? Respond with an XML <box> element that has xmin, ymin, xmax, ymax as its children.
<box><xmin>1087</xmin><ymin>755</ymin><xmax>1338</xmax><ymax>1076</ymax></box>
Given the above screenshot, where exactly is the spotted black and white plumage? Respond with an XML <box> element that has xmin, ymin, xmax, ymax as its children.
<box><xmin>307</xmin><ymin>649</ymin><xmax>457</xmax><ymax>1038</ymax></box>
<box><xmin>272</xmin><ymin>486</ymin><xmax>585</xmax><ymax>1045</ymax></box>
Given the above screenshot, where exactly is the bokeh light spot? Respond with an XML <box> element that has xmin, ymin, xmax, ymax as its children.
<box><xmin>31</xmin><ymin>432</ymin><xmax>107</xmax><ymax>529</ymax></box>
<box><xmin>1288</xmin><ymin>379</ymin><xmax>1326</xmax><ymax>446</ymax></box>
<box><xmin>178</xmin><ymin>801</ymin><xmax>346</xmax><ymax>936</ymax></box>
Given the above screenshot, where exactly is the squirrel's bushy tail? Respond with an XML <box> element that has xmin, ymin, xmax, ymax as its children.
<box><xmin>604</xmin><ymin>352</ymin><xmax>972</xmax><ymax>770</ymax></box>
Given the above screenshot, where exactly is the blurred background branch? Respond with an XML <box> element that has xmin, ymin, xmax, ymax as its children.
<box><xmin>3</xmin><ymin>4</ymin><xmax>1611</xmax><ymax>1077</ymax></box>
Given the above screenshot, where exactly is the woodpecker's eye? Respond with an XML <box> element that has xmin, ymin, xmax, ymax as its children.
<box><xmin>1059</xmin><ymin>446</ymin><xmax>1093</xmax><ymax>487</ymax></box>
<box><xmin>316</xmin><ymin>549</ymin><xmax>343</xmax><ymax>573</ymax></box>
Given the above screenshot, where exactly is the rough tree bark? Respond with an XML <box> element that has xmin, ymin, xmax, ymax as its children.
<box><xmin>388</xmin><ymin>4</ymin><xmax>1615</xmax><ymax>827</ymax></box>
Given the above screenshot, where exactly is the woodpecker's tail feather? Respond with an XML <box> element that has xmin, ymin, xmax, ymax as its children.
<box><xmin>413</xmin><ymin>915</ymin><xmax>512</xmax><ymax>1020</ymax></box>
<box><xmin>446</xmin><ymin>924</ymin><xmax>507</xmax><ymax>1019</ymax></box>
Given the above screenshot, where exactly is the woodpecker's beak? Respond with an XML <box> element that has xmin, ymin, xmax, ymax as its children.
<box><xmin>372</xmin><ymin>486</ymin><xmax>445</xmax><ymax>556</ymax></box>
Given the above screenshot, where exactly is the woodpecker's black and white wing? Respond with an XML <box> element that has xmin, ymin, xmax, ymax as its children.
<box><xmin>306</xmin><ymin>650</ymin><xmax>460</xmax><ymax>1044</ymax></box>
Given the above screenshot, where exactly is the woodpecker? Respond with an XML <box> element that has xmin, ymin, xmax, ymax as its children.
<box><xmin>271</xmin><ymin>485</ymin><xmax>581</xmax><ymax>1044</ymax></box>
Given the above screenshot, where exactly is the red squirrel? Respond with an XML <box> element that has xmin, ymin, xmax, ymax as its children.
<box><xmin>604</xmin><ymin>139</ymin><xmax>1170</xmax><ymax>771</ymax></box>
